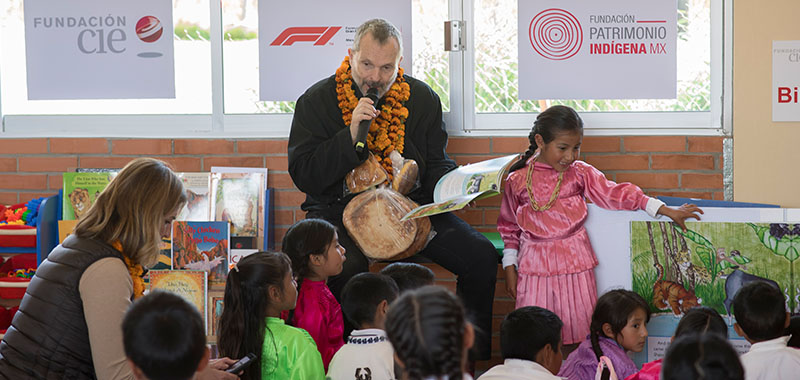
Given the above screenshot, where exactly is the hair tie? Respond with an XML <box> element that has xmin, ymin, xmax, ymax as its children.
<box><xmin>233</xmin><ymin>262</ymin><xmax>240</xmax><ymax>272</ymax></box>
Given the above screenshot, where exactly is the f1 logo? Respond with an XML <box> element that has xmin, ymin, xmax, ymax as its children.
<box><xmin>270</xmin><ymin>26</ymin><xmax>342</xmax><ymax>46</ymax></box>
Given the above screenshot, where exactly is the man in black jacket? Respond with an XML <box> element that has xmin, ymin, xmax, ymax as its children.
<box><xmin>288</xmin><ymin>18</ymin><xmax>496</xmax><ymax>361</ymax></box>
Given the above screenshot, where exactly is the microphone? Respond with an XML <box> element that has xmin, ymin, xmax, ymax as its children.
<box><xmin>354</xmin><ymin>87</ymin><xmax>379</xmax><ymax>153</ymax></box>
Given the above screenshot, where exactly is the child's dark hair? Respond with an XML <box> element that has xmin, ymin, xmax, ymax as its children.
<box><xmin>674</xmin><ymin>306</ymin><xmax>728</xmax><ymax>339</ymax></box>
<box><xmin>590</xmin><ymin>289</ymin><xmax>650</xmax><ymax>380</ymax></box>
<box><xmin>122</xmin><ymin>290</ymin><xmax>206</xmax><ymax>380</ymax></box>
<box><xmin>341</xmin><ymin>273</ymin><xmax>399</xmax><ymax>329</ymax></box>
<box><xmin>500</xmin><ymin>306</ymin><xmax>562</xmax><ymax>362</ymax></box>
<box><xmin>217</xmin><ymin>252</ymin><xmax>292</xmax><ymax>380</ymax></box>
<box><xmin>380</xmin><ymin>262</ymin><xmax>435</xmax><ymax>293</ymax></box>
<box><xmin>661</xmin><ymin>334</ymin><xmax>744</xmax><ymax>380</ymax></box>
<box><xmin>281</xmin><ymin>218</ymin><xmax>337</xmax><ymax>324</ymax></box>
<box><xmin>508</xmin><ymin>105</ymin><xmax>584</xmax><ymax>173</ymax></box>
<box><xmin>787</xmin><ymin>315</ymin><xmax>800</xmax><ymax>348</ymax></box>
<box><xmin>385</xmin><ymin>286</ymin><xmax>467</xmax><ymax>380</ymax></box>
<box><xmin>732</xmin><ymin>281</ymin><xmax>786</xmax><ymax>341</ymax></box>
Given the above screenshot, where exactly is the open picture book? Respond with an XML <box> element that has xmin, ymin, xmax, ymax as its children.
<box><xmin>402</xmin><ymin>154</ymin><xmax>518</xmax><ymax>220</ymax></box>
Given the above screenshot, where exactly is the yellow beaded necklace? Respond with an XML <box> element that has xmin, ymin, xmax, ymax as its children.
<box><xmin>525</xmin><ymin>158</ymin><xmax>564</xmax><ymax>212</ymax></box>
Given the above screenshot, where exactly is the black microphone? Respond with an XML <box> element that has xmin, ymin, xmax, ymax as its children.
<box><xmin>354</xmin><ymin>87</ymin><xmax>379</xmax><ymax>153</ymax></box>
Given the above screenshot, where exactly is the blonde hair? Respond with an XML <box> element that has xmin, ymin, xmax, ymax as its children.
<box><xmin>74</xmin><ymin>158</ymin><xmax>186</xmax><ymax>267</ymax></box>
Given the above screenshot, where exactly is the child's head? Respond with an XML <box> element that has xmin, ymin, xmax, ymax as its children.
<box><xmin>500</xmin><ymin>306</ymin><xmax>563</xmax><ymax>375</ymax></box>
<box><xmin>379</xmin><ymin>262</ymin><xmax>435</xmax><ymax>293</ymax></box>
<box><xmin>787</xmin><ymin>315</ymin><xmax>800</xmax><ymax>348</ymax></box>
<box><xmin>217</xmin><ymin>251</ymin><xmax>294</xmax><ymax>380</ymax></box>
<box><xmin>341</xmin><ymin>273</ymin><xmax>399</xmax><ymax>330</ymax></box>
<box><xmin>732</xmin><ymin>281</ymin><xmax>788</xmax><ymax>342</ymax></box>
<box><xmin>122</xmin><ymin>290</ymin><xmax>208</xmax><ymax>380</ymax></box>
<box><xmin>590</xmin><ymin>289</ymin><xmax>650</xmax><ymax>353</ymax></box>
<box><xmin>282</xmin><ymin>218</ymin><xmax>346</xmax><ymax>281</ymax></box>
<box><xmin>508</xmin><ymin>105</ymin><xmax>584</xmax><ymax>173</ymax></box>
<box><xmin>661</xmin><ymin>333</ymin><xmax>744</xmax><ymax>380</ymax></box>
<box><xmin>673</xmin><ymin>306</ymin><xmax>728</xmax><ymax>339</ymax></box>
<box><xmin>385</xmin><ymin>286</ymin><xmax>474</xmax><ymax>380</ymax></box>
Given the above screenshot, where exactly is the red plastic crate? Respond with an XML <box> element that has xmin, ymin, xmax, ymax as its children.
<box><xmin>0</xmin><ymin>254</ymin><xmax>36</xmax><ymax>299</ymax></box>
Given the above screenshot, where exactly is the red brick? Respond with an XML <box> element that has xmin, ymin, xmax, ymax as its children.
<box><xmin>433</xmin><ymin>280</ymin><xmax>457</xmax><ymax>293</ymax></box>
<box><xmin>19</xmin><ymin>157</ymin><xmax>77</xmax><ymax>172</ymax></box>
<box><xmin>1</xmin><ymin>139</ymin><xmax>47</xmax><ymax>154</ymax></box>
<box><xmin>202</xmin><ymin>156</ymin><xmax>264</xmax><ymax>171</ymax></box>
<box><xmin>651</xmin><ymin>155</ymin><xmax>714</xmax><ymax>170</ymax></box>
<box><xmin>79</xmin><ymin>156</ymin><xmax>135</xmax><ymax>169</ymax></box>
<box><xmin>0</xmin><ymin>158</ymin><xmax>16</xmax><ymax>172</ymax></box>
<box><xmin>274</xmin><ymin>227</ymin><xmax>289</xmax><ymax>250</ymax></box>
<box><xmin>0</xmin><ymin>192</ymin><xmax>18</xmax><ymax>204</ymax></box>
<box><xmin>454</xmin><ymin>209</ymin><xmax>482</xmax><ymax>225</ymax></box>
<box><xmin>274</xmin><ymin>190</ymin><xmax>306</xmax><ymax>208</ymax></box>
<box><xmin>19</xmin><ymin>192</ymin><xmax>57</xmax><ymax>202</ymax></box>
<box><xmin>174</xmin><ymin>139</ymin><xmax>234</xmax><ymax>155</ymax></box>
<box><xmin>713</xmin><ymin>192</ymin><xmax>725</xmax><ymax>200</ymax></box>
<box><xmin>682</xmin><ymin>173</ymin><xmax>723</xmax><ymax>189</ymax></box>
<box><xmin>616</xmin><ymin>172</ymin><xmax>679</xmax><ymax>189</ymax></box>
<box><xmin>688</xmin><ymin>137</ymin><xmax>724</xmax><ymax>153</ymax></box>
<box><xmin>51</xmin><ymin>138</ymin><xmax>108</xmax><ymax>154</ymax></box>
<box><xmin>491</xmin><ymin>317</ymin><xmax>504</xmax><ymax>334</ymax></box>
<box><xmin>48</xmin><ymin>174</ymin><xmax>62</xmax><ymax>190</ymax></box>
<box><xmin>446</xmin><ymin>137</ymin><xmax>491</xmax><ymax>154</ymax></box>
<box><xmin>484</xmin><ymin>209</ymin><xmax>500</xmax><ymax>225</ymax></box>
<box><xmin>0</xmin><ymin>174</ymin><xmax>47</xmax><ymax>190</ymax></box>
<box><xmin>453</xmin><ymin>155</ymin><xmax>501</xmax><ymax>166</ymax></box>
<box><xmin>476</xmin><ymin>196</ymin><xmax>502</xmax><ymax>207</ymax></box>
<box><xmin>581</xmin><ymin>136</ymin><xmax>621</xmax><ymax>153</ymax></box>
<box><xmin>491</xmin><ymin>137</ymin><xmax>530</xmax><ymax>154</ymax></box>
<box><xmin>494</xmin><ymin>299</ymin><xmax>516</xmax><ymax>315</ymax></box>
<box><xmin>274</xmin><ymin>210</ymin><xmax>295</xmax><ymax>226</ymax></box>
<box><xmin>495</xmin><ymin>282</ymin><xmax>512</xmax><ymax>298</ymax></box>
<box><xmin>112</xmin><ymin>139</ymin><xmax>172</xmax><ymax>155</ymax></box>
<box><xmin>268</xmin><ymin>172</ymin><xmax>296</xmax><ymax>190</ymax></box>
<box><xmin>624</xmin><ymin>136</ymin><xmax>685</xmax><ymax>152</ymax></box>
<box><xmin>647</xmin><ymin>191</ymin><xmax>713</xmax><ymax>200</ymax></box>
<box><xmin>265</xmin><ymin>156</ymin><xmax>289</xmax><ymax>171</ymax></box>
<box><xmin>238</xmin><ymin>140</ymin><xmax>289</xmax><ymax>154</ymax></box>
<box><xmin>584</xmin><ymin>155</ymin><xmax>649</xmax><ymax>170</ymax></box>
<box><xmin>159</xmin><ymin>157</ymin><xmax>202</xmax><ymax>172</ymax></box>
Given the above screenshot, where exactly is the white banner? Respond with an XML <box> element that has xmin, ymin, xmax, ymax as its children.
<box><xmin>518</xmin><ymin>0</ymin><xmax>676</xmax><ymax>99</ymax></box>
<box><xmin>258</xmin><ymin>0</ymin><xmax>412</xmax><ymax>101</ymax></box>
<box><xmin>24</xmin><ymin>0</ymin><xmax>175</xmax><ymax>100</ymax></box>
<box><xmin>772</xmin><ymin>41</ymin><xmax>800</xmax><ymax>122</ymax></box>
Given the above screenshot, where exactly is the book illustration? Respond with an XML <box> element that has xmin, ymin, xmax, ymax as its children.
<box><xmin>149</xmin><ymin>270</ymin><xmax>208</xmax><ymax>330</ymax></box>
<box><xmin>172</xmin><ymin>221</ymin><xmax>230</xmax><ymax>285</ymax></box>
<box><xmin>211</xmin><ymin>296</ymin><xmax>224</xmax><ymax>336</ymax></box>
<box><xmin>229</xmin><ymin>249</ymin><xmax>258</xmax><ymax>271</ymax></box>
<box><xmin>152</xmin><ymin>237</ymin><xmax>172</xmax><ymax>270</ymax></box>
<box><xmin>177</xmin><ymin>173</ymin><xmax>211</xmax><ymax>221</ymax></box>
<box><xmin>210</xmin><ymin>168</ymin><xmax>267</xmax><ymax>237</ymax></box>
<box><xmin>62</xmin><ymin>172</ymin><xmax>116</xmax><ymax>220</ymax></box>
<box><xmin>402</xmin><ymin>154</ymin><xmax>518</xmax><ymax>220</ymax></box>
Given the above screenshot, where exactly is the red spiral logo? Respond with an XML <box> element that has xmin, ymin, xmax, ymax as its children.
<box><xmin>529</xmin><ymin>8</ymin><xmax>582</xmax><ymax>60</ymax></box>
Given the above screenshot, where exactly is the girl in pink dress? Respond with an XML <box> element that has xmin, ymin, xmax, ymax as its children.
<box><xmin>282</xmin><ymin>219</ymin><xmax>347</xmax><ymax>370</ymax></box>
<box><xmin>497</xmin><ymin>105</ymin><xmax>703</xmax><ymax>345</ymax></box>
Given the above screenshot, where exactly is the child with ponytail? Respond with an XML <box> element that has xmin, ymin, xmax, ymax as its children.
<box><xmin>558</xmin><ymin>289</ymin><xmax>650</xmax><ymax>380</ymax></box>
<box><xmin>217</xmin><ymin>252</ymin><xmax>324</xmax><ymax>380</ymax></box>
<box><xmin>282</xmin><ymin>219</ymin><xmax>346</xmax><ymax>370</ymax></box>
<box><xmin>498</xmin><ymin>105</ymin><xmax>703</xmax><ymax>345</ymax></box>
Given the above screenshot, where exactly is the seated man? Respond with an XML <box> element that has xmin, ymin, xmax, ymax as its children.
<box><xmin>479</xmin><ymin>306</ymin><xmax>563</xmax><ymax>380</ymax></box>
<box><xmin>288</xmin><ymin>18</ymin><xmax>497</xmax><ymax>360</ymax></box>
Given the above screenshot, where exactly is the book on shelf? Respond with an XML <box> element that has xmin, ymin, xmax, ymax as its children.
<box><xmin>172</xmin><ymin>221</ymin><xmax>230</xmax><ymax>286</ymax></box>
<box><xmin>62</xmin><ymin>172</ymin><xmax>116</xmax><ymax>220</ymax></box>
<box><xmin>209</xmin><ymin>167</ymin><xmax>267</xmax><ymax>238</ymax></box>
<box><xmin>148</xmin><ymin>270</ymin><xmax>208</xmax><ymax>332</ymax></box>
<box><xmin>210</xmin><ymin>296</ymin><xmax>224</xmax><ymax>336</ymax></box>
<box><xmin>177</xmin><ymin>172</ymin><xmax>212</xmax><ymax>222</ymax></box>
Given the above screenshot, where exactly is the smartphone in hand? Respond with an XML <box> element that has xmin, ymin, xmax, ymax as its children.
<box><xmin>226</xmin><ymin>353</ymin><xmax>257</xmax><ymax>374</ymax></box>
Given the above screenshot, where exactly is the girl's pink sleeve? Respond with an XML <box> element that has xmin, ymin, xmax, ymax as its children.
<box><xmin>294</xmin><ymin>292</ymin><xmax>328</xmax><ymax>361</ymax></box>
<box><xmin>497</xmin><ymin>175</ymin><xmax>522</xmax><ymax>251</ymax></box>
<box><xmin>580</xmin><ymin>163</ymin><xmax>649</xmax><ymax>211</ymax></box>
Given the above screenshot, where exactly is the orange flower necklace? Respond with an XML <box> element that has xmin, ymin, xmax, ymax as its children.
<box><xmin>335</xmin><ymin>57</ymin><xmax>410</xmax><ymax>180</ymax></box>
<box><xmin>111</xmin><ymin>241</ymin><xmax>145</xmax><ymax>299</ymax></box>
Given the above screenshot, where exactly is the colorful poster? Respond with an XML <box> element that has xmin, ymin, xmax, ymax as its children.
<box><xmin>257</xmin><ymin>0</ymin><xmax>412</xmax><ymax>101</ymax></box>
<box><xmin>772</xmin><ymin>40</ymin><xmax>800</xmax><ymax>122</ymax></box>
<box><xmin>172</xmin><ymin>221</ymin><xmax>230</xmax><ymax>286</ymax></box>
<box><xmin>149</xmin><ymin>270</ymin><xmax>208</xmax><ymax>329</ymax></box>
<box><xmin>24</xmin><ymin>0</ymin><xmax>175</xmax><ymax>99</ymax></box>
<box><xmin>629</xmin><ymin>221</ymin><xmax>800</xmax><ymax>362</ymax></box>
<box><xmin>518</xmin><ymin>0</ymin><xmax>676</xmax><ymax>99</ymax></box>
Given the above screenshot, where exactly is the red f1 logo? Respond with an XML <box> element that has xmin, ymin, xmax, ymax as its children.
<box><xmin>270</xmin><ymin>27</ymin><xmax>342</xmax><ymax>46</ymax></box>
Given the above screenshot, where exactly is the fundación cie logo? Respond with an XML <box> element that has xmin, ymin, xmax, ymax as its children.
<box><xmin>528</xmin><ymin>8</ymin><xmax>583</xmax><ymax>61</ymax></box>
<box><xmin>135</xmin><ymin>15</ymin><xmax>164</xmax><ymax>58</ymax></box>
<box><xmin>270</xmin><ymin>26</ymin><xmax>342</xmax><ymax>46</ymax></box>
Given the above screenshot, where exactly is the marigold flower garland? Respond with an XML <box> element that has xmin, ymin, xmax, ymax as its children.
<box><xmin>335</xmin><ymin>57</ymin><xmax>410</xmax><ymax>181</ymax></box>
<box><xmin>111</xmin><ymin>240</ymin><xmax>145</xmax><ymax>299</ymax></box>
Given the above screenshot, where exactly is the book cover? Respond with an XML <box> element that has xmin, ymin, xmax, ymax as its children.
<box><xmin>209</xmin><ymin>167</ymin><xmax>267</xmax><ymax>237</ymax></box>
<box><xmin>152</xmin><ymin>237</ymin><xmax>172</xmax><ymax>270</ymax></box>
<box><xmin>172</xmin><ymin>221</ymin><xmax>230</xmax><ymax>286</ymax></box>
<box><xmin>62</xmin><ymin>172</ymin><xmax>115</xmax><ymax>220</ymax></box>
<box><xmin>148</xmin><ymin>270</ymin><xmax>208</xmax><ymax>330</ymax></box>
<box><xmin>229</xmin><ymin>249</ymin><xmax>258</xmax><ymax>271</ymax></box>
<box><xmin>177</xmin><ymin>172</ymin><xmax>211</xmax><ymax>221</ymax></box>
<box><xmin>211</xmin><ymin>296</ymin><xmax>224</xmax><ymax>336</ymax></box>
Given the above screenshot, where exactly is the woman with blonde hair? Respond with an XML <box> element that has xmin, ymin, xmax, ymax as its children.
<box><xmin>0</xmin><ymin>158</ymin><xmax>236</xmax><ymax>379</ymax></box>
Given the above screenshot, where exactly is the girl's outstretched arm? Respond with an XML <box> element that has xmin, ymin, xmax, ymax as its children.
<box><xmin>657</xmin><ymin>203</ymin><xmax>704</xmax><ymax>231</ymax></box>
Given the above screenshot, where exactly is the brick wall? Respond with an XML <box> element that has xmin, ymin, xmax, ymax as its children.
<box><xmin>0</xmin><ymin>135</ymin><xmax>725</xmax><ymax>369</ymax></box>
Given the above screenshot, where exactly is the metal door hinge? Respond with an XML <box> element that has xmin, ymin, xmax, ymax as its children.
<box><xmin>444</xmin><ymin>20</ymin><xmax>465</xmax><ymax>51</ymax></box>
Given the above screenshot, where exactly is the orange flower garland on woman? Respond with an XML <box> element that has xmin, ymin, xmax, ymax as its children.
<box><xmin>335</xmin><ymin>57</ymin><xmax>410</xmax><ymax>181</ymax></box>
<box><xmin>112</xmin><ymin>241</ymin><xmax>145</xmax><ymax>299</ymax></box>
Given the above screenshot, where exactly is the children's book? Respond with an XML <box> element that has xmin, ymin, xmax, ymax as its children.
<box><xmin>62</xmin><ymin>172</ymin><xmax>116</xmax><ymax>220</ymax></box>
<box><xmin>209</xmin><ymin>167</ymin><xmax>267</xmax><ymax>238</ymax></box>
<box><xmin>401</xmin><ymin>154</ymin><xmax>519</xmax><ymax>220</ymax></box>
<box><xmin>177</xmin><ymin>173</ymin><xmax>211</xmax><ymax>221</ymax></box>
<box><xmin>149</xmin><ymin>270</ymin><xmax>208</xmax><ymax>329</ymax></box>
<box><xmin>172</xmin><ymin>221</ymin><xmax>230</xmax><ymax>286</ymax></box>
<box><xmin>152</xmin><ymin>237</ymin><xmax>172</xmax><ymax>270</ymax></box>
<box><xmin>229</xmin><ymin>249</ymin><xmax>258</xmax><ymax>271</ymax></box>
<box><xmin>211</xmin><ymin>296</ymin><xmax>224</xmax><ymax>336</ymax></box>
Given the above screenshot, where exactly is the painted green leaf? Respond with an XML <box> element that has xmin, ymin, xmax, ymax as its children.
<box><xmin>748</xmin><ymin>222</ymin><xmax>799</xmax><ymax>262</ymax></box>
<box><xmin>673</xmin><ymin>224</ymin><xmax>714</xmax><ymax>248</ymax></box>
<box><xmin>732</xmin><ymin>254</ymin><xmax>752</xmax><ymax>265</ymax></box>
<box><xmin>787</xmin><ymin>246</ymin><xmax>800</xmax><ymax>262</ymax></box>
<box><xmin>695</xmin><ymin>246</ymin><xmax>713</xmax><ymax>269</ymax></box>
